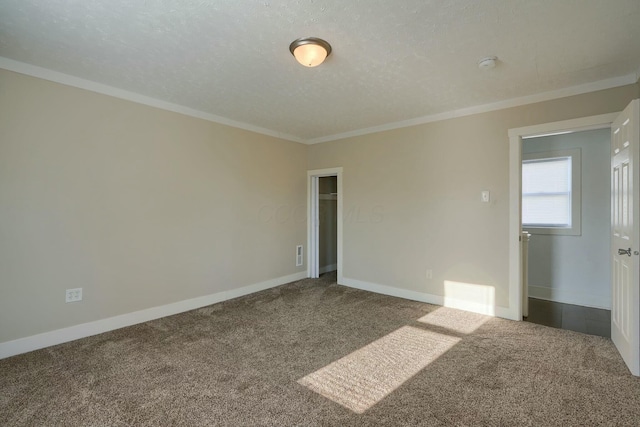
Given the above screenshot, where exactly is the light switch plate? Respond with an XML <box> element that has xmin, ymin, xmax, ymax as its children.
<box><xmin>481</xmin><ymin>190</ymin><xmax>490</xmax><ymax>203</ymax></box>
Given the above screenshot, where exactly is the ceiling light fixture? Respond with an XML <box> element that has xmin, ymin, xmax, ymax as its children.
<box><xmin>289</xmin><ymin>37</ymin><xmax>332</xmax><ymax>67</ymax></box>
<box><xmin>478</xmin><ymin>56</ymin><xmax>498</xmax><ymax>69</ymax></box>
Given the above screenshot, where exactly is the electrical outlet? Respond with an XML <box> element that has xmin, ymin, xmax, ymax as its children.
<box><xmin>426</xmin><ymin>269</ymin><xmax>433</xmax><ymax>279</ymax></box>
<box><xmin>65</xmin><ymin>288</ymin><xmax>82</xmax><ymax>303</ymax></box>
<box><xmin>481</xmin><ymin>190</ymin><xmax>490</xmax><ymax>203</ymax></box>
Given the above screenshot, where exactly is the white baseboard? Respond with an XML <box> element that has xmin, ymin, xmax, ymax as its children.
<box><xmin>319</xmin><ymin>264</ymin><xmax>337</xmax><ymax>274</ymax></box>
<box><xmin>528</xmin><ymin>285</ymin><xmax>611</xmax><ymax>309</ymax></box>
<box><xmin>342</xmin><ymin>277</ymin><xmax>444</xmax><ymax>305</ymax></box>
<box><xmin>341</xmin><ymin>277</ymin><xmax>513</xmax><ymax>319</ymax></box>
<box><xmin>0</xmin><ymin>271</ymin><xmax>307</xmax><ymax>360</ymax></box>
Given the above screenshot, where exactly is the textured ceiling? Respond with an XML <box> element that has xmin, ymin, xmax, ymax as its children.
<box><xmin>1</xmin><ymin>0</ymin><xmax>639</xmax><ymax>143</ymax></box>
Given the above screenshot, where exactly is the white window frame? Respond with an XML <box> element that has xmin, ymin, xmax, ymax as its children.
<box><xmin>522</xmin><ymin>148</ymin><xmax>581</xmax><ymax>236</ymax></box>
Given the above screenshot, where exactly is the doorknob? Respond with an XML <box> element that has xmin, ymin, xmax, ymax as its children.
<box><xmin>618</xmin><ymin>248</ymin><xmax>632</xmax><ymax>256</ymax></box>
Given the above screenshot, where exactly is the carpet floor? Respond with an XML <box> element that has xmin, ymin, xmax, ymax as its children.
<box><xmin>1</xmin><ymin>273</ymin><xmax>639</xmax><ymax>426</ymax></box>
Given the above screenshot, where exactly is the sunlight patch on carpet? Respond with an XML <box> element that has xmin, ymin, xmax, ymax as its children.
<box><xmin>417</xmin><ymin>307</ymin><xmax>490</xmax><ymax>335</ymax></box>
<box><xmin>298</xmin><ymin>326</ymin><xmax>460</xmax><ymax>413</ymax></box>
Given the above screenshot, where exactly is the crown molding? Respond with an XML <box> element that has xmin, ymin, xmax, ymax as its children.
<box><xmin>306</xmin><ymin>73</ymin><xmax>638</xmax><ymax>144</ymax></box>
<box><xmin>0</xmin><ymin>57</ymin><xmax>305</xmax><ymax>144</ymax></box>
<box><xmin>2</xmin><ymin>56</ymin><xmax>636</xmax><ymax>146</ymax></box>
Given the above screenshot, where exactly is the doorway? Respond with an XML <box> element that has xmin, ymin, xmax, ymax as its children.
<box><xmin>521</xmin><ymin>128</ymin><xmax>611</xmax><ymax>337</ymax></box>
<box><xmin>510</xmin><ymin>103</ymin><xmax>640</xmax><ymax>376</ymax></box>
<box><xmin>318</xmin><ymin>176</ymin><xmax>338</xmax><ymax>275</ymax></box>
<box><xmin>507</xmin><ymin>112</ymin><xmax>619</xmax><ymax>321</ymax></box>
<box><xmin>307</xmin><ymin>167</ymin><xmax>343</xmax><ymax>282</ymax></box>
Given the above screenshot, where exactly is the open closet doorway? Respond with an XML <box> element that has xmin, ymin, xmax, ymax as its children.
<box><xmin>307</xmin><ymin>168</ymin><xmax>343</xmax><ymax>283</ymax></box>
<box><xmin>318</xmin><ymin>176</ymin><xmax>338</xmax><ymax>275</ymax></box>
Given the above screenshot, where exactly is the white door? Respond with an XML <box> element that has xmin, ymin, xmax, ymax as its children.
<box><xmin>611</xmin><ymin>99</ymin><xmax>640</xmax><ymax>376</ymax></box>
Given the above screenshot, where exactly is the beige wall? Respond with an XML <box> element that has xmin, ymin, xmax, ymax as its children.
<box><xmin>308</xmin><ymin>84</ymin><xmax>639</xmax><ymax>309</ymax></box>
<box><xmin>1</xmin><ymin>66</ymin><xmax>638</xmax><ymax>345</ymax></box>
<box><xmin>0</xmin><ymin>69</ymin><xmax>307</xmax><ymax>343</ymax></box>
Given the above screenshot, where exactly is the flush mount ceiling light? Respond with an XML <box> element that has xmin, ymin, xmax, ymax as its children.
<box><xmin>289</xmin><ymin>37</ymin><xmax>332</xmax><ymax>67</ymax></box>
<box><xmin>478</xmin><ymin>56</ymin><xmax>498</xmax><ymax>70</ymax></box>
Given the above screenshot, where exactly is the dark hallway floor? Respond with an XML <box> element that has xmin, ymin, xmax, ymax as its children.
<box><xmin>524</xmin><ymin>298</ymin><xmax>611</xmax><ymax>338</ymax></box>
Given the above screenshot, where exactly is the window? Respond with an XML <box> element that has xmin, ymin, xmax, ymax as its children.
<box><xmin>522</xmin><ymin>157</ymin><xmax>571</xmax><ymax>226</ymax></box>
<box><xmin>522</xmin><ymin>149</ymin><xmax>581</xmax><ymax>235</ymax></box>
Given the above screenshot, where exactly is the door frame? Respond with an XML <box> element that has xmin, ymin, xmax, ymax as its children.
<box><xmin>507</xmin><ymin>113</ymin><xmax>619</xmax><ymax>320</ymax></box>
<box><xmin>307</xmin><ymin>167</ymin><xmax>343</xmax><ymax>283</ymax></box>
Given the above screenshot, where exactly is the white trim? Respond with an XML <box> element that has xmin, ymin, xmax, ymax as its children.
<box><xmin>308</xmin><ymin>176</ymin><xmax>319</xmax><ymax>278</ymax></box>
<box><xmin>0</xmin><ymin>57</ymin><xmax>304</xmax><ymax>144</ymax></box>
<box><xmin>308</xmin><ymin>75</ymin><xmax>637</xmax><ymax>144</ymax></box>
<box><xmin>0</xmin><ymin>271</ymin><xmax>306</xmax><ymax>360</ymax></box>
<box><xmin>343</xmin><ymin>277</ymin><xmax>443</xmax><ymax>305</ymax></box>
<box><xmin>508</xmin><ymin>113</ymin><xmax>619</xmax><ymax>139</ymax></box>
<box><xmin>319</xmin><ymin>264</ymin><xmax>338</xmax><ymax>274</ymax></box>
<box><xmin>508</xmin><ymin>113</ymin><xmax>619</xmax><ymax>322</ymax></box>
<box><xmin>509</xmin><ymin>135</ymin><xmax>523</xmax><ymax>321</ymax></box>
<box><xmin>2</xmin><ymin>57</ymin><xmax>635</xmax><ymax>147</ymax></box>
<box><xmin>341</xmin><ymin>277</ymin><xmax>514</xmax><ymax>320</ymax></box>
<box><xmin>307</xmin><ymin>168</ymin><xmax>344</xmax><ymax>284</ymax></box>
<box><xmin>528</xmin><ymin>286</ymin><xmax>611</xmax><ymax>310</ymax></box>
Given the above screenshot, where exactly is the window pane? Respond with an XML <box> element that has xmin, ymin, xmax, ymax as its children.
<box><xmin>522</xmin><ymin>157</ymin><xmax>570</xmax><ymax>194</ymax></box>
<box><xmin>522</xmin><ymin>157</ymin><xmax>572</xmax><ymax>227</ymax></box>
<box><xmin>522</xmin><ymin>194</ymin><xmax>570</xmax><ymax>226</ymax></box>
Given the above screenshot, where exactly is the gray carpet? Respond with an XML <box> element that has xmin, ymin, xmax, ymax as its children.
<box><xmin>1</xmin><ymin>272</ymin><xmax>639</xmax><ymax>426</ymax></box>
